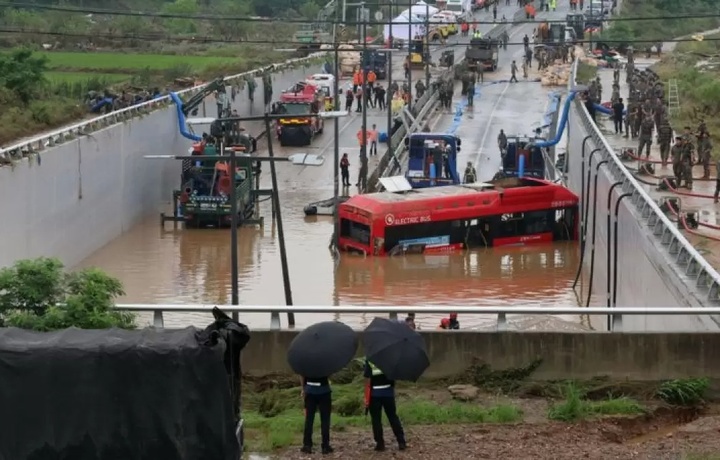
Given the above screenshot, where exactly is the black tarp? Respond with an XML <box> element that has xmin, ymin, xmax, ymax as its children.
<box><xmin>0</xmin><ymin>326</ymin><xmax>240</xmax><ymax>460</ymax></box>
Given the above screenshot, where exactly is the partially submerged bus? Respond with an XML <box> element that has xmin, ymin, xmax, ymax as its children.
<box><xmin>337</xmin><ymin>176</ymin><xmax>578</xmax><ymax>256</ymax></box>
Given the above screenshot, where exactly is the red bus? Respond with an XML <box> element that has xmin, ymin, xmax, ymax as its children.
<box><xmin>337</xmin><ymin>177</ymin><xmax>579</xmax><ymax>256</ymax></box>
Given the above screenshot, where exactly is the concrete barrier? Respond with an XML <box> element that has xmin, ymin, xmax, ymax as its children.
<box><xmin>242</xmin><ymin>329</ymin><xmax>720</xmax><ymax>380</ymax></box>
<box><xmin>565</xmin><ymin>61</ymin><xmax>720</xmax><ymax>329</ymax></box>
<box><xmin>0</xmin><ymin>63</ymin><xmax>323</xmax><ymax>269</ymax></box>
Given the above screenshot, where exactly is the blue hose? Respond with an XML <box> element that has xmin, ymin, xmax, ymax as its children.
<box><xmin>518</xmin><ymin>152</ymin><xmax>525</xmax><ymax>178</ymax></box>
<box><xmin>533</xmin><ymin>92</ymin><xmax>578</xmax><ymax>148</ymax></box>
<box><xmin>90</xmin><ymin>97</ymin><xmax>114</xmax><ymax>113</ymax></box>
<box><xmin>170</xmin><ymin>92</ymin><xmax>202</xmax><ymax>142</ymax></box>
<box><xmin>593</xmin><ymin>102</ymin><xmax>626</xmax><ymax>116</ymax></box>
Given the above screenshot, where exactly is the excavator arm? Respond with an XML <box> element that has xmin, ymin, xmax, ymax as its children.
<box><xmin>181</xmin><ymin>78</ymin><xmax>226</xmax><ymax>117</ymax></box>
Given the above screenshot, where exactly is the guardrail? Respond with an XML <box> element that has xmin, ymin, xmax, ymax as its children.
<box><xmin>0</xmin><ymin>53</ymin><xmax>326</xmax><ymax>161</ymax></box>
<box><xmin>114</xmin><ymin>304</ymin><xmax>720</xmax><ymax>332</ymax></box>
<box><xmin>570</xmin><ymin>60</ymin><xmax>720</xmax><ymax>305</ymax></box>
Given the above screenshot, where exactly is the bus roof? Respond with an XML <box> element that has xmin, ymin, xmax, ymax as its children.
<box><xmin>343</xmin><ymin>177</ymin><xmax>578</xmax><ymax>216</ymax></box>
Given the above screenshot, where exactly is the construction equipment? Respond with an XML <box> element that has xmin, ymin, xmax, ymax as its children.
<box><xmin>535</xmin><ymin>22</ymin><xmax>567</xmax><ymax>53</ymax></box>
<box><xmin>273</xmin><ymin>82</ymin><xmax>325</xmax><ymax>146</ymax></box>
<box><xmin>181</xmin><ymin>78</ymin><xmax>226</xmax><ymax>117</ymax></box>
<box><xmin>566</xmin><ymin>13</ymin><xmax>585</xmax><ymax>39</ymax></box>
<box><xmin>465</xmin><ymin>37</ymin><xmax>500</xmax><ymax>71</ymax></box>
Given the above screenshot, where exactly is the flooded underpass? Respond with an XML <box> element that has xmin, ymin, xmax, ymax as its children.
<box><xmin>74</xmin><ymin>5</ymin><xmax>596</xmax><ymax>332</ymax></box>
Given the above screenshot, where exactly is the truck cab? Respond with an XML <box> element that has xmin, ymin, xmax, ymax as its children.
<box><xmin>465</xmin><ymin>38</ymin><xmax>500</xmax><ymax>71</ymax></box>
<box><xmin>273</xmin><ymin>82</ymin><xmax>324</xmax><ymax>146</ymax></box>
<box><xmin>305</xmin><ymin>73</ymin><xmax>336</xmax><ymax>110</ymax></box>
<box><xmin>360</xmin><ymin>51</ymin><xmax>388</xmax><ymax>80</ymax></box>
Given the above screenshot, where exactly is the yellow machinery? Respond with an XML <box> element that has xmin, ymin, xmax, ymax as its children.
<box><xmin>409</xmin><ymin>39</ymin><xmax>426</xmax><ymax>68</ymax></box>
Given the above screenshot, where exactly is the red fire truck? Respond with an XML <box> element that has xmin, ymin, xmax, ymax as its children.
<box><xmin>337</xmin><ymin>177</ymin><xmax>579</xmax><ymax>256</ymax></box>
<box><xmin>273</xmin><ymin>82</ymin><xmax>324</xmax><ymax>146</ymax></box>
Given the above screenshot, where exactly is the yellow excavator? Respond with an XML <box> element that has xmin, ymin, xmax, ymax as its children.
<box><xmin>409</xmin><ymin>28</ymin><xmax>443</xmax><ymax>68</ymax></box>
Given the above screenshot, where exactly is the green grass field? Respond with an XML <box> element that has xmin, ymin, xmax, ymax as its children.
<box><xmin>36</xmin><ymin>51</ymin><xmax>239</xmax><ymax>72</ymax></box>
<box><xmin>45</xmin><ymin>71</ymin><xmax>132</xmax><ymax>84</ymax></box>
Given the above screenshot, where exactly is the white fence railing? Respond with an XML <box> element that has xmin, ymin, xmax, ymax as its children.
<box><xmin>0</xmin><ymin>53</ymin><xmax>326</xmax><ymax>160</ymax></box>
<box><xmin>569</xmin><ymin>60</ymin><xmax>720</xmax><ymax>305</ymax></box>
<box><xmin>114</xmin><ymin>304</ymin><xmax>720</xmax><ymax>332</ymax></box>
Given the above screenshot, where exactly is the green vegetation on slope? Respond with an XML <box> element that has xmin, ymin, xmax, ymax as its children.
<box><xmin>653</xmin><ymin>34</ymin><xmax>720</xmax><ymax>152</ymax></box>
<box><xmin>600</xmin><ymin>0</ymin><xmax>720</xmax><ymax>43</ymax></box>
<box><xmin>0</xmin><ymin>257</ymin><xmax>135</xmax><ymax>330</ymax></box>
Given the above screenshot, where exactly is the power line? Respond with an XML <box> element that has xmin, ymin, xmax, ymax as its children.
<box><xmin>1</xmin><ymin>27</ymin><xmax>716</xmax><ymax>47</ymax></box>
<box><xmin>1</xmin><ymin>2</ymin><xmax>719</xmax><ymax>26</ymax></box>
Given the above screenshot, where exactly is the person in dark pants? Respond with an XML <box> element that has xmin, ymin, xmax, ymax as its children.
<box><xmin>340</xmin><ymin>153</ymin><xmax>350</xmax><ymax>187</ymax></box>
<box><xmin>364</xmin><ymin>359</ymin><xmax>406</xmax><ymax>452</ymax></box>
<box><xmin>300</xmin><ymin>376</ymin><xmax>334</xmax><ymax>454</ymax></box>
<box><xmin>612</xmin><ymin>98</ymin><xmax>625</xmax><ymax>134</ymax></box>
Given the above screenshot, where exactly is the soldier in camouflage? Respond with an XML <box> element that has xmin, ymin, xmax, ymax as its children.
<box><xmin>657</xmin><ymin>120</ymin><xmax>673</xmax><ymax>167</ymax></box>
<box><xmin>697</xmin><ymin>131</ymin><xmax>713</xmax><ymax>179</ymax></box>
<box><xmin>637</xmin><ymin>117</ymin><xmax>654</xmax><ymax>157</ymax></box>
<box><xmin>671</xmin><ymin>136</ymin><xmax>684</xmax><ymax>186</ymax></box>
<box><xmin>680</xmin><ymin>139</ymin><xmax>694</xmax><ymax>190</ymax></box>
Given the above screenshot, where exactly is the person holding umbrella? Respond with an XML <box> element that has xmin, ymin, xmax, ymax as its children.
<box><xmin>362</xmin><ymin>317</ymin><xmax>429</xmax><ymax>451</ymax></box>
<box><xmin>287</xmin><ymin>321</ymin><xmax>359</xmax><ymax>455</ymax></box>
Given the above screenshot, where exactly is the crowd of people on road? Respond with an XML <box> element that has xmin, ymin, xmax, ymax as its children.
<box><xmin>585</xmin><ymin>46</ymin><xmax>715</xmax><ymax>196</ymax></box>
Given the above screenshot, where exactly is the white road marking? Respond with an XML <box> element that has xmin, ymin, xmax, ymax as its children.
<box><xmin>474</xmin><ymin>82</ymin><xmax>510</xmax><ymax>169</ymax></box>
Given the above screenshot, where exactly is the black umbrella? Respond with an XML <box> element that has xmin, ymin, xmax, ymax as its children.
<box><xmin>287</xmin><ymin>321</ymin><xmax>358</xmax><ymax>377</ymax></box>
<box><xmin>362</xmin><ymin>317</ymin><xmax>430</xmax><ymax>382</ymax></box>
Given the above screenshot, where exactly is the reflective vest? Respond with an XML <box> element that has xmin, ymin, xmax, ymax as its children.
<box><xmin>473</xmin><ymin>31</ymin><xmax>482</xmax><ymax>38</ymax></box>
<box><xmin>368</xmin><ymin>360</ymin><xmax>383</xmax><ymax>376</ymax></box>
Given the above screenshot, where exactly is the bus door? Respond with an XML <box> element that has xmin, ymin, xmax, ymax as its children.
<box><xmin>464</xmin><ymin>218</ymin><xmax>492</xmax><ymax>248</ymax></box>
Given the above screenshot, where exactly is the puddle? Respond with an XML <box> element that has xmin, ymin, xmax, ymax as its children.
<box><xmin>625</xmin><ymin>424</ymin><xmax>681</xmax><ymax>444</ymax></box>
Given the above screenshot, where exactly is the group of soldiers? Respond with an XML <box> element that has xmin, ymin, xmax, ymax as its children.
<box><xmin>601</xmin><ymin>47</ymin><xmax>714</xmax><ymax>190</ymax></box>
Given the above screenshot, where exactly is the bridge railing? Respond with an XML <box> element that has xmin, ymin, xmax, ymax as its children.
<box><xmin>570</xmin><ymin>60</ymin><xmax>720</xmax><ymax>305</ymax></box>
<box><xmin>114</xmin><ymin>304</ymin><xmax>720</xmax><ymax>332</ymax></box>
<box><xmin>0</xmin><ymin>53</ymin><xmax>326</xmax><ymax>160</ymax></box>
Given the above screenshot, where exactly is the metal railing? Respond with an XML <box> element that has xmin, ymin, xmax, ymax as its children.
<box><xmin>0</xmin><ymin>53</ymin><xmax>326</xmax><ymax>160</ymax></box>
<box><xmin>114</xmin><ymin>304</ymin><xmax>720</xmax><ymax>332</ymax></box>
<box><xmin>570</xmin><ymin>60</ymin><xmax>720</xmax><ymax>304</ymax></box>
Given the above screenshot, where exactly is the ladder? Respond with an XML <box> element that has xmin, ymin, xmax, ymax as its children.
<box><xmin>667</xmin><ymin>78</ymin><xmax>680</xmax><ymax>117</ymax></box>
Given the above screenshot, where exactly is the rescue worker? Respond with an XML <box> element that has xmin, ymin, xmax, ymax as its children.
<box><xmin>595</xmin><ymin>76</ymin><xmax>603</xmax><ymax>103</ymax></box>
<box><xmin>671</xmin><ymin>136</ymin><xmax>684</xmax><ymax>186</ymax></box>
<box><xmin>492</xmin><ymin>3</ymin><xmax>497</xmax><ymax>21</ymax></box>
<box><xmin>498</xmin><ymin>130</ymin><xmax>508</xmax><ymax>155</ymax></box>
<box><xmin>432</xmin><ymin>142</ymin><xmax>444</xmax><ymax>178</ymax></box>
<box><xmin>300</xmin><ymin>374</ymin><xmax>333</xmax><ymax>454</ymax></box>
<box><xmin>473</xmin><ymin>30</ymin><xmax>482</xmax><ymax>39</ymax></box>
<box><xmin>522</xmin><ymin>59</ymin><xmax>528</xmax><ymax>79</ymax></box>
<box><xmin>353</xmin><ymin>69</ymin><xmax>362</xmax><ymax>93</ymax></box>
<box><xmin>438</xmin><ymin>318</ymin><xmax>450</xmax><ymax>330</ymax></box>
<box><xmin>680</xmin><ymin>138</ymin><xmax>694</xmax><ymax>190</ymax></box>
<box><xmin>697</xmin><ymin>131</ymin><xmax>713</xmax><ymax>179</ymax></box>
<box><xmin>510</xmin><ymin>61</ymin><xmax>518</xmax><ymax>83</ymax></box>
<box><xmin>367</xmin><ymin>69</ymin><xmax>377</xmax><ymax>90</ymax></box>
<box><xmin>612</xmin><ymin>97</ymin><xmax>624</xmax><ymax>134</ymax></box>
<box><xmin>463</xmin><ymin>161</ymin><xmax>477</xmax><ymax>183</ymax></box>
<box><xmin>448</xmin><ymin>313</ymin><xmax>460</xmax><ymax>329</ymax></box>
<box><xmin>340</xmin><ymin>153</ymin><xmax>350</xmax><ymax>186</ymax></box>
<box><xmin>415</xmin><ymin>80</ymin><xmax>426</xmax><ymax>100</ymax></box>
<box><xmin>637</xmin><ymin>117</ymin><xmax>654</xmax><ymax>157</ymax></box>
<box><xmin>364</xmin><ymin>359</ymin><xmax>406</xmax><ymax>451</ymax></box>
<box><xmin>467</xmin><ymin>80</ymin><xmax>475</xmax><ymax>107</ymax></box>
<box><xmin>523</xmin><ymin>34</ymin><xmax>529</xmax><ymax>48</ymax></box>
<box><xmin>525</xmin><ymin>47</ymin><xmax>533</xmax><ymax>69</ymax></box>
<box><xmin>657</xmin><ymin>120</ymin><xmax>673</xmax><ymax>168</ymax></box>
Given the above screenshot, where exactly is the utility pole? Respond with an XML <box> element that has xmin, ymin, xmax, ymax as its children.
<box><xmin>425</xmin><ymin>1</ymin><xmax>430</xmax><ymax>89</ymax></box>
<box><xmin>406</xmin><ymin>0</ymin><xmax>412</xmax><ymax>112</ymax></box>
<box><xmin>332</xmin><ymin>0</ymin><xmax>341</xmax><ymax>253</ymax></box>
<box><xmin>360</xmin><ymin>2</ymin><xmax>369</xmax><ymax>191</ymax></box>
<box><xmin>387</xmin><ymin>0</ymin><xmax>394</xmax><ymax>151</ymax></box>
<box><xmin>227</xmin><ymin>139</ymin><xmax>239</xmax><ymax>322</ymax></box>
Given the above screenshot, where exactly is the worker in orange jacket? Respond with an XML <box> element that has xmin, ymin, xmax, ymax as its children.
<box><xmin>353</xmin><ymin>70</ymin><xmax>363</xmax><ymax>92</ymax></box>
<box><xmin>367</xmin><ymin>70</ymin><xmax>377</xmax><ymax>90</ymax></box>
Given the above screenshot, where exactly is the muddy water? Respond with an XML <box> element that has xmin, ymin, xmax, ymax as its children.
<box><xmin>77</xmin><ymin>191</ymin><xmax>587</xmax><ymax>331</ymax></box>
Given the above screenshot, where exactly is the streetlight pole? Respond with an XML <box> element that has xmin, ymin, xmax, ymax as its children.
<box><xmin>407</xmin><ymin>0</ymin><xmax>412</xmax><ymax>112</ymax></box>
<box><xmin>425</xmin><ymin>1</ymin><xmax>430</xmax><ymax>89</ymax></box>
<box><xmin>227</xmin><ymin>139</ymin><xmax>240</xmax><ymax>321</ymax></box>
<box><xmin>264</xmin><ymin>115</ymin><xmax>295</xmax><ymax>327</ymax></box>
<box><xmin>387</xmin><ymin>0</ymin><xmax>393</xmax><ymax>150</ymax></box>
<box><xmin>361</xmin><ymin>3</ymin><xmax>368</xmax><ymax>191</ymax></box>
<box><xmin>332</xmin><ymin>0</ymin><xmax>341</xmax><ymax>253</ymax></box>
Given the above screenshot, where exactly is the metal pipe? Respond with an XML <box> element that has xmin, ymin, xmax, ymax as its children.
<box><xmin>113</xmin><ymin>304</ymin><xmax>720</xmax><ymax>316</ymax></box>
<box><xmin>605</xmin><ymin>181</ymin><xmax>622</xmax><ymax>326</ymax></box>
<box><xmin>228</xmin><ymin>140</ymin><xmax>239</xmax><ymax>321</ymax></box>
<box><xmin>571</xmin><ymin>145</ymin><xmax>598</xmax><ymax>289</ymax></box>
<box><xmin>585</xmin><ymin>159</ymin><xmax>608</xmax><ymax>308</ymax></box>
<box><xmin>612</xmin><ymin>192</ymin><xmax>633</xmax><ymax>309</ymax></box>
<box><xmin>263</xmin><ymin>115</ymin><xmax>295</xmax><ymax>327</ymax></box>
<box><xmin>425</xmin><ymin>1</ymin><xmax>430</xmax><ymax>89</ymax></box>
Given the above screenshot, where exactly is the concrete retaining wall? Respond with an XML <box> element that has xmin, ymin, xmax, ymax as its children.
<box><xmin>0</xmin><ymin>64</ymin><xmax>321</xmax><ymax>269</ymax></box>
<box><xmin>242</xmin><ymin>329</ymin><xmax>720</xmax><ymax>380</ymax></box>
<box><xmin>565</xmin><ymin>63</ymin><xmax>720</xmax><ymax>330</ymax></box>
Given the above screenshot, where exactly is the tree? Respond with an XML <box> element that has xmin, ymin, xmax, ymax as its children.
<box><xmin>161</xmin><ymin>0</ymin><xmax>200</xmax><ymax>34</ymax></box>
<box><xmin>0</xmin><ymin>49</ymin><xmax>48</xmax><ymax>104</ymax></box>
<box><xmin>0</xmin><ymin>257</ymin><xmax>135</xmax><ymax>331</ymax></box>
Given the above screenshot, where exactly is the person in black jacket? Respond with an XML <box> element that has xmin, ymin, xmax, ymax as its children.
<box><xmin>364</xmin><ymin>359</ymin><xmax>407</xmax><ymax>452</ymax></box>
<box><xmin>300</xmin><ymin>376</ymin><xmax>334</xmax><ymax>454</ymax></box>
<box><xmin>612</xmin><ymin>98</ymin><xmax>625</xmax><ymax>134</ymax></box>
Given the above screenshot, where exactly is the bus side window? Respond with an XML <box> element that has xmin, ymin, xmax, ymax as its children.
<box><xmin>553</xmin><ymin>207</ymin><xmax>576</xmax><ymax>240</ymax></box>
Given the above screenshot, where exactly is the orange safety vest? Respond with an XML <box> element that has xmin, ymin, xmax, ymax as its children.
<box><xmin>367</xmin><ymin>71</ymin><xmax>377</xmax><ymax>83</ymax></box>
<box><xmin>357</xmin><ymin>129</ymin><xmax>371</xmax><ymax>146</ymax></box>
<box><xmin>353</xmin><ymin>71</ymin><xmax>362</xmax><ymax>85</ymax></box>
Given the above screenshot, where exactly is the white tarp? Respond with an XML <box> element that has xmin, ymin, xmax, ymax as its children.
<box><xmin>383</xmin><ymin>12</ymin><xmax>424</xmax><ymax>41</ymax></box>
<box><xmin>399</xmin><ymin>1</ymin><xmax>439</xmax><ymax>19</ymax></box>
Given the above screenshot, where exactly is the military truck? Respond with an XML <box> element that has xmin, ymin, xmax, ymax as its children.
<box><xmin>294</xmin><ymin>27</ymin><xmax>331</xmax><ymax>56</ymax></box>
<box><xmin>465</xmin><ymin>37</ymin><xmax>500</xmax><ymax>71</ymax></box>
